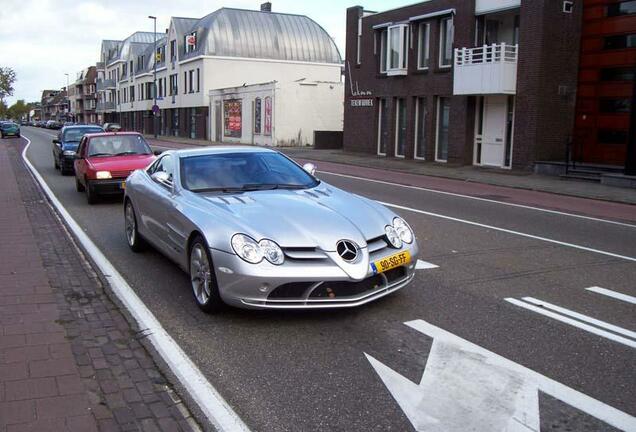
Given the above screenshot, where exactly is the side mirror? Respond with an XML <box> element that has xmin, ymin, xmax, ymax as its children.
<box><xmin>151</xmin><ymin>171</ymin><xmax>171</xmax><ymax>186</ymax></box>
<box><xmin>52</xmin><ymin>139</ymin><xmax>60</xmax><ymax>145</ymax></box>
<box><xmin>302</xmin><ymin>163</ymin><xmax>317</xmax><ymax>176</ymax></box>
<box><xmin>153</xmin><ymin>149</ymin><xmax>163</xmax><ymax>156</ymax></box>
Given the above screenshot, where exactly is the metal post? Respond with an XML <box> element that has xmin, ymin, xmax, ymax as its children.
<box><xmin>149</xmin><ymin>15</ymin><xmax>158</xmax><ymax>138</ymax></box>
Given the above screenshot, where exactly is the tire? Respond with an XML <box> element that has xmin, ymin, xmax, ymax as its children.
<box><xmin>189</xmin><ymin>235</ymin><xmax>224</xmax><ymax>313</ymax></box>
<box><xmin>124</xmin><ymin>200</ymin><xmax>146</xmax><ymax>252</ymax></box>
<box><xmin>54</xmin><ymin>155</ymin><xmax>59</xmax><ymax>170</ymax></box>
<box><xmin>85</xmin><ymin>180</ymin><xmax>98</xmax><ymax>204</ymax></box>
<box><xmin>75</xmin><ymin>177</ymin><xmax>85</xmax><ymax>192</ymax></box>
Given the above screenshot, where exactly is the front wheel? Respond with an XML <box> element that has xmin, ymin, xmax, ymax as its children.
<box><xmin>189</xmin><ymin>236</ymin><xmax>224</xmax><ymax>313</ymax></box>
<box><xmin>124</xmin><ymin>200</ymin><xmax>146</xmax><ymax>252</ymax></box>
<box><xmin>75</xmin><ymin>177</ymin><xmax>84</xmax><ymax>192</ymax></box>
<box><xmin>85</xmin><ymin>180</ymin><xmax>98</xmax><ymax>204</ymax></box>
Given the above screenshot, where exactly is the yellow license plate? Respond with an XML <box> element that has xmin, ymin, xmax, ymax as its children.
<box><xmin>120</xmin><ymin>181</ymin><xmax>126</xmax><ymax>189</ymax></box>
<box><xmin>371</xmin><ymin>251</ymin><xmax>411</xmax><ymax>274</ymax></box>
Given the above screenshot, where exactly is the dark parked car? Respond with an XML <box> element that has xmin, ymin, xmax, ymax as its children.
<box><xmin>103</xmin><ymin>123</ymin><xmax>122</xmax><ymax>132</ymax></box>
<box><xmin>0</xmin><ymin>122</ymin><xmax>21</xmax><ymax>138</ymax></box>
<box><xmin>52</xmin><ymin>125</ymin><xmax>104</xmax><ymax>175</ymax></box>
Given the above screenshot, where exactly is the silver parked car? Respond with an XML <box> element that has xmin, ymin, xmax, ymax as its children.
<box><xmin>123</xmin><ymin>147</ymin><xmax>419</xmax><ymax>312</ymax></box>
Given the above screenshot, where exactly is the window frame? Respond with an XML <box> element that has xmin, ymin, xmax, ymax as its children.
<box><xmin>417</xmin><ymin>22</ymin><xmax>431</xmax><ymax>70</ymax></box>
<box><xmin>386</xmin><ymin>24</ymin><xmax>409</xmax><ymax>76</ymax></box>
<box><xmin>379</xmin><ymin>30</ymin><xmax>388</xmax><ymax>74</ymax></box>
<box><xmin>439</xmin><ymin>16</ymin><xmax>454</xmax><ymax>68</ymax></box>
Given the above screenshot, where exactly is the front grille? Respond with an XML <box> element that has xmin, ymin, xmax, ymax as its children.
<box><xmin>283</xmin><ymin>247</ymin><xmax>328</xmax><ymax>260</ymax></box>
<box><xmin>310</xmin><ymin>274</ymin><xmax>384</xmax><ymax>298</ymax></box>
<box><xmin>110</xmin><ymin>170</ymin><xmax>130</xmax><ymax>179</ymax></box>
<box><xmin>268</xmin><ymin>282</ymin><xmax>314</xmax><ymax>299</ymax></box>
<box><xmin>367</xmin><ymin>235</ymin><xmax>390</xmax><ymax>254</ymax></box>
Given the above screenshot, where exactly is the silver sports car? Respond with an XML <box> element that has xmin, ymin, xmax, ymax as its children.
<box><xmin>123</xmin><ymin>147</ymin><xmax>419</xmax><ymax>312</ymax></box>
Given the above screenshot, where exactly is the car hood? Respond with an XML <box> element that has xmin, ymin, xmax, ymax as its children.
<box><xmin>62</xmin><ymin>142</ymin><xmax>80</xmax><ymax>151</ymax></box>
<box><xmin>198</xmin><ymin>184</ymin><xmax>393</xmax><ymax>252</ymax></box>
<box><xmin>88</xmin><ymin>154</ymin><xmax>155</xmax><ymax>172</ymax></box>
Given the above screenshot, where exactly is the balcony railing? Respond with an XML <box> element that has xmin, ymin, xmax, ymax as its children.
<box><xmin>453</xmin><ymin>43</ymin><xmax>518</xmax><ymax>95</ymax></box>
<box><xmin>96</xmin><ymin>101</ymin><xmax>115</xmax><ymax>112</ymax></box>
<box><xmin>96</xmin><ymin>79</ymin><xmax>116</xmax><ymax>91</ymax></box>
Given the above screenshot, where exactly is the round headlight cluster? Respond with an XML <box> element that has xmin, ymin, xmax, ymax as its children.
<box><xmin>385</xmin><ymin>217</ymin><xmax>414</xmax><ymax>248</ymax></box>
<box><xmin>231</xmin><ymin>234</ymin><xmax>284</xmax><ymax>265</ymax></box>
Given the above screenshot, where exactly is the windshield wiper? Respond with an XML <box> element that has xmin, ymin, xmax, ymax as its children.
<box><xmin>114</xmin><ymin>151</ymin><xmax>140</xmax><ymax>156</ymax></box>
<box><xmin>88</xmin><ymin>153</ymin><xmax>114</xmax><ymax>157</ymax></box>
<box><xmin>191</xmin><ymin>187</ymin><xmax>245</xmax><ymax>193</ymax></box>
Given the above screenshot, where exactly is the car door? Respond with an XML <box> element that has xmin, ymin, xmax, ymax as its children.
<box><xmin>53</xmin><ymin>131</ymin><xmax>62</xmax><ymax>163</ymax></box>
<box><xmin>74</xmin><ymin>137</ymin><xmax>88</xmax><ymax>184</ymax></box>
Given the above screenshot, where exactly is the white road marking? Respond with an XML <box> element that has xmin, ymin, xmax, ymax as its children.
<box><xmin>505</xmin><ymin>298</ymin><xmax>636</xmax><ymax>349</ymax></box>
<box><xmin>379</xmin><ymin>201</ymin><xmax>636</xmax><ymax>263</ymax></box>
<box><xmin>366</xmin><ymin>319</ymin><xmax>636</xmax><ymax>432</ymax></box>
<box><xmin>415</xmin><ymin>260</ymin><xmax>439</xmax><ymax>270</ymax></box>
<box><xmin>21</xmin><ymin>135</ymin><xmax>250</xmax><ymax>432</ymax></box>
<box><xmin>586</xmin><ymin>286</ymin><xmax>636</xmax><ymax>305</ymax></box>
<box><xmin>521</xmin><ymin>297</ymin><xmax>636</xmax><ymax>339</ymax></box>
<box><xmin>318</xmin><ymin>170</ymin><xmax>636</xmax><ymax>228</ymax></box>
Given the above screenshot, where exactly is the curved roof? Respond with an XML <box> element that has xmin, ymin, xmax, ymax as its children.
<box><xmin>178</xmin><ymin>8</ymin><xmax>341</xmax><ymax>64</ymax></box>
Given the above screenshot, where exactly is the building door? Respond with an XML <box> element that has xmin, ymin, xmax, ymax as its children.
<box><xmin>481</xmin><ymin>95</ymin><xmax>508</xmax><ymax>167</ymax></box>
<box><xmin>377</xmin><ymin>98</ymin><xmax>389</xmax><ymax>155</ymax></box>
<box><xmin>215</xmin><ymin>101</ymin><xmax>222</xmax><ymax>142</ymax></box>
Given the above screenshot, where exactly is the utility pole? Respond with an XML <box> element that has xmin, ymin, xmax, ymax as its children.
<box><xmin>149</xmin><ymin>15</ymin><xmax>158</xmax><ymax>138</ymax></box>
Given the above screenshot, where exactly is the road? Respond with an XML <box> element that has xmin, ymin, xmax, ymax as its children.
<box><xmin>21</xmin><ymin>127</ymin><xmax>636</xmax><ymax>431</ymax></box>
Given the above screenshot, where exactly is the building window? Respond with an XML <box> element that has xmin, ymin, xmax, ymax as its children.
<box><xmin>130</xmin><ymin>85</ymin><xmax>135</xmax><ymax>102</ymax></box>
<box><xmin>379</xmin><ymin>30</ymin><xmax>388</xmax><ymax>73</ymax></box>
<box><xmin>196</xmin><ymin>68</ymin><xmax>200</xmax><ymax>92</ymax></box>
<box><xmin>607</xmin><ymin>0</ymin><xmax>636</xmax><ymax>16</ymax></box>
<box><xmin>600</xmin><ymin>67</ymin><xmax>636</xmax><ymax>81</ymax></box>
<box><xmin>170</xmin><ymin>74</ymin><xmax>178</xmax><ymax>95</ymax></box>
<box><xmin>439</xmin><ymin>16</ymin><xmax>454</xmax><ymax>67</ymax></box>
<box><xmin>387</xmin><ymin>24</ymin><xmax>408</xmax><ymax>75</ymax></box>
<box><xmin>185</xmin><ymin>32</ymin><xmax>197</xmax><ymax>53</ymax></box>
<box><xmin>223</xmin><ymin>99</ymin><xmax>242</xmax><ymax>138</ymax></box>
<box><xmin>356</xmin><ymin>17</ymin><xmax>362</xmax><ymax>65</ymax></box>
<box><xmin>254</xmin><ymin>97</ymin><xmax>262</xmax><ymax>134</ymax></box>
<box><xmin>395</xmin><ymin>98</ymin><xmax>407</xmax><ymax>157</ymax></box>
<box><xmin>604</xmin><ymin>34</ymin><xmax>636</xmax><ymax>50</ymax></box>
<box><xmin>377</xmin><ymin>98</ymin><xmax>388</xmax><ymax>155</ymax></box>
<box><xmin>599</xmin><ymin>98</ymin><xmax>631</xmax><ymax>113</ymax></box>
<box><xmin>415</xmin><ymin>97</ymin><xmax>427</xmax><ymax>159</ymax></box>
<box><xmin>264</xmin><ymin>96</ymin><xmax>272</xmax><ymax>136</ymax></box>
<box><xmin>598</xmin><ymin>129</ymin><xmax>629</xmax><ymax>144</ymax></box>
<box><xmin>435</xmin><ymin>97</ymin><xmax>450</xmax><ymax>162</ymax></box>
<box><xmin>158</xmin><ymin>78</ymin><xmax>163</xmax><ymax>97</ymax></box>
<box><xmin>189</xmin><ymin>70</ymin><xmax>194</xmax><ymax>93</ymax></box>
<box><xmin>183</xmin><ymin>72</ymin><xmax>187</xmax><ymax>94</ymax></box>
<box><xmin>417</xmin><ymin>22</ymin><xmax>430</xmax><ymax>70</ymax></box>
<box><xmin>170</xmin><ymin>40</ymin><xmax>176</xmax><ymax>61</ymax></box>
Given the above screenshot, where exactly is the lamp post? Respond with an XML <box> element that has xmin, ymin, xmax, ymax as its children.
<box><xmin>149</xmin><ymin>15</ymin><xmax>158</xmax><ymax>138</ymax></box>
<box><xmin>64</xmin><ymin>73</ymin><xmax>70</xmax><ymax>122</ymax></box>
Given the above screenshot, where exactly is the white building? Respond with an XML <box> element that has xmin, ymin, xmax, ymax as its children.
<box><xmin>96</xmin><ymin>5</ymin><xmax>343</xmax><ymax>142</ymax></box>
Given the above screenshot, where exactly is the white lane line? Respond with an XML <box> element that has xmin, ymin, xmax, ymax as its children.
<box><xmin>405</xmin><ymin>319</ymin><xmax>636</xmax><ymax>432</ymax></box>
<box><xmin>21</xmin><ymin>135</ymin><xmax>251</xmax><ymax>432</ymax></box>
<box><xmin>521</xmin><ymin>297</ymin><xmax>636</xmax><ymax>340</ymax></box>
<box><xmin>379</xmin><ymin>201</ymin><xmax>636</xmax><ymax>263</ymax></box>
<box><xmin>318</xmin><ymin>170</ymin><xmax>636</xmax><ymax>228</ymax></box>
<box><xmin>586</xmin><ymin>286</ymin><xmax>636</xmax><ymax>305</ymax></box>
<box><xmin>504</xmin><ymin>298</ymin><xmax>636</xmax><ymax>349</ymax></box>
<box><xmin>416</xmin><ymin>260</ymin><xmax>439</xmax><ymax>270</ymax></box>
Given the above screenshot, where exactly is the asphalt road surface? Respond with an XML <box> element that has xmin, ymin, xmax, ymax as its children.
<box><xmin>21</xmin><ymin>127</ymin><xmax>636</xmax><ymax>431</ymax></box>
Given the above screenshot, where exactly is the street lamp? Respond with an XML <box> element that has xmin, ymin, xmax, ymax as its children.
<box><xmin>149</xmin><ymin>15</ymin><xmax>158</xmax><ymax>138</ymax></box>
<box><xmin>64</xmin><ymin>73</ymin><xmax>70</xmax><ymax>122</ymax></box>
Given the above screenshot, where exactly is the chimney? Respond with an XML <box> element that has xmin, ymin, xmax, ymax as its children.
<box><xmin>260</xmin><ymin>2</ymin><xmax>271</xmax><ymax>12</ymax></box>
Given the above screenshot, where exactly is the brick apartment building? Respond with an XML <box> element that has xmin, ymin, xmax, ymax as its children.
<box><xmin>343</xmin><ymin>0</ymin><xmax>583</xmax><ymax>170</ymax></box>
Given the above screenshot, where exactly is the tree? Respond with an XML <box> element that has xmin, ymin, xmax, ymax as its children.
<box><xmin>0</xmin><ymin>67</ymin><xmax>16</xmax><ymax>102</ymax></box>
<box><xmin>0</xmin><ymin>100</ymin><xmax>7</xmax><ymax>119</ymax></box>
<box><xmin>7</xmin><ymin>99</ymin><xmax>29</xmax><ymax>120</ymax></box>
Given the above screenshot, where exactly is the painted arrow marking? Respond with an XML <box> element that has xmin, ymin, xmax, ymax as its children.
<box><xmin>365</xmin><ymin>319</ymin><xmax>636</xmax><ymax>432</ymax></box>
<box><xmin>415</xmin><ymin>260</ymin><xmax>439</xmax><ymax>270</ymax></box>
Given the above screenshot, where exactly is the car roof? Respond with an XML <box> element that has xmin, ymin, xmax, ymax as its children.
<box><xmin>84</xmin><ymin>131</ymin><xmax>143</xmax><ymax>139</ymax></box>
<box><xmin>62</xmin><ymin>125</ymin><xmax>104</xmax><ymax>130</ymax></box>
<box><xmin>169</xmin><ymin>146</ymin><xmax>277</xmax><ymax>158</ymax></box>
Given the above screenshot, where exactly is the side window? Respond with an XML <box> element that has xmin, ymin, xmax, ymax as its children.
<box><xmin>150</xmin><ymin>154</ymin><xmax>174</xmax><ymax>187</ymax></box>
<box><xmin>77</xmin><ymin>137</ymin><xmax>87</xmax><ymax>157</ymax></box>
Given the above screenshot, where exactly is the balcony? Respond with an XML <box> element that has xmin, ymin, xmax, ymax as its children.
<box><xmin>96</xmin><ymin>101</ymin><xmax>115</xmax><ymax>112</ymax></box>
<box><xmin>96</xmin><ymin>79</ymin><xmax>116</xmax><ymax>91</ymax></box>
<box><xmin>453</xmin><ymin>43</ymin><xmax>518</xmax><ymax>95</ymax></box>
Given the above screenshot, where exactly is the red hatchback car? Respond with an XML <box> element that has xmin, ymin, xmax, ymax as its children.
<box><xmin>74</xmin><ymin>132</ymin><xmax>157</xmax><ymax>204</ymax></box>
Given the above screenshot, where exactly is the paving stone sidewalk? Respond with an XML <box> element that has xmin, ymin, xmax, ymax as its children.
<box><xmin>145</xmin><ymin>135</ymin><xmax>636</xmax><ymax>205</ymax></box>
<box><xmin>0</xmin><ymin>140</ymin><xmax>202</xmax><ymax>432</ymax></box>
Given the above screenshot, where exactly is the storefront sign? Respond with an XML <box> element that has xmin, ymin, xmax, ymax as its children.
<box><xmin>223</xmin><ymin>99</ymin><xmax>242</xmax><ymax>138</ymax></box>
<box><xmin>351</xmin><ymin>98</ymin><xmax>374</xmax><ymax>107</ymax></box>
<box><xmin>264</xmin><ymin>96</ymin><xmax>272</xmax><ymax>136</ymax></box>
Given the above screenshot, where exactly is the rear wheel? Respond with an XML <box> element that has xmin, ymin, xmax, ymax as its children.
<box><xmin>189</xmin><ymin>236</ymin><xmax>223</xmax><ymax>313</ymax></box>
<box><xmin>124</xmin><ymin>200</ymin><xmax>146</xmax><ymax>252</ymax></box>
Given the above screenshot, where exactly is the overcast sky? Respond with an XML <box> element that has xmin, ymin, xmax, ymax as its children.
<box><xmin>0</xmin><ymin>0</ymin><xmax>412</xmax><ymax>105</ymax></box>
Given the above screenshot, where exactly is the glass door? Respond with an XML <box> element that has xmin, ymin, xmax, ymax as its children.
<box><xmin>436</xmin><ymin>97</ymin><xmax>450</xmax><ymax>162</ymax></box>
<box><xmin>395</xmin><ymin>98</ymin><xmax>406</xmax><ymax>157</ymax></box>
<box><xmin>415</xmin><ymin>97</ymin><xmax>427</xmax><ymax>159</ymax></box>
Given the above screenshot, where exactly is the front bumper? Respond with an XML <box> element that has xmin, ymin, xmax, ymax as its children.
<box><xmin>89</xmin><ymin>178</ymin><xmax>127</xmax><ymax>195</ymax></box>
<box><xmin>60</xmin><ymin>155</ymin><xmax>75</xmax><ymax>172</ymax></box>
<box><xmin>211</xmin><ymin>241</ymin><xmax>419</xmax><ymax>309</ymax></box>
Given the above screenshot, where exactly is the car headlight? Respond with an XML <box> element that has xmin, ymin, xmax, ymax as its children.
<box><xmin>62</xmin><ymin>150</ymin><xmax>76</xmax><ymax>156</ymax></box>
<box><xmin>231</xmin><ymin>234</ymin><xmax>285</xmax><ymax>265</ymax></box>
<box><xmin>393</xmin><ymin>217</ymin><xmax>413</xmax><ymax>244</ymax></box>
<box><xmin>95</xmin><ymin>171</ymin><xmax>112</xmax><ymax>179</ymax></box>
<box><xmin>385</xmin><ymin>225</ymin><xmax>403</xmax><ymax>248</ymax></box>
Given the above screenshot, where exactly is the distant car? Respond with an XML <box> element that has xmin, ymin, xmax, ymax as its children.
<box><xmin>52</xmin><ymin>125</ymin><xmax>104</xmax><ymax>175</ymax></box>
<box><xmin>0</xmin><ymin>122</ymin><xmax>20</xmax><ymax>138</ymax></box>
<box><xmin>103</xmin><ymin>123</ymin><xmax>122</xmax><ymax>132</ymax></box>
<box><xmin>74</xmin><ymin>132</ymin><xmax>156</xmax><ymax>204</ymax></box>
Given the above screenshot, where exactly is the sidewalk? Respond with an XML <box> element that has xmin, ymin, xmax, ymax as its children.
<box><xmin>0</xmin><ymin>142</ymin><xmax>200</xmax><ymax>431</ymax></box>
<box><xmin>145</xmin><ymin>135</ymin><xmax>636</xmax><ymax>205</ymax></box>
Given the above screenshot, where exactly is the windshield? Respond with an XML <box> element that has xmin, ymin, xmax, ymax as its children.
<box><xmin>0</xmin><ymin>123</ymin><xmax>17</xmax><ymax>129</ymax></box>
<box><xmin>88</xmin><ymin>135</ymin><xmax>152</xmax><ymax>157</ymax></box>
<box><xmin>180</xmin><ymin>152</ymin><xmax>319</xmax><ymax>192</ymax></box>
<box><xmin>63</xmin><ymin>127</ymin><xmax>103</xmax><ymax>142</ymax></box>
